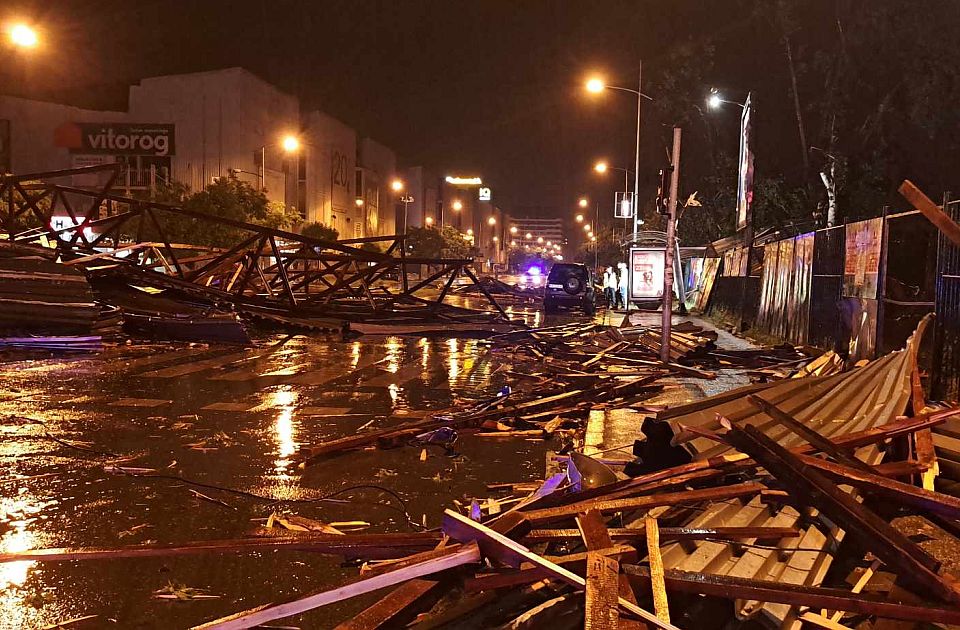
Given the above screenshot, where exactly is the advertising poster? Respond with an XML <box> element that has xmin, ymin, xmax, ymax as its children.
<box><xmin>629</xmin><ymin>248</ymin><xmax>665</xmax><ymax>299</ymax></box>
<box><xmin>843</xmin><ymin>217</ymin><xmax>883</xmax><ymax>299</ymax></box>
<box><xmin>736</xmin><ymin>93</ymin><xmax>754</xmax><ymax>231</ymax></box>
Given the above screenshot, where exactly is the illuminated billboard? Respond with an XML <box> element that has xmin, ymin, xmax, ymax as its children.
<box><xmin>629</xmin><ymin>247</ymin><xmax>665</xmax><ymax>299</ymax></box>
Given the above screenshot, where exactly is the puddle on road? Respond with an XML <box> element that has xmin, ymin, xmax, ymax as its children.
<box><xmin>0</xmin><ymin>323</ymin><xmax>576</xmax><ymax>629</ymax></box>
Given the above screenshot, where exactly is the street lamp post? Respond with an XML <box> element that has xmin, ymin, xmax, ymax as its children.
<box><xmin>586</xmin><ymin>68</ymin><xmax>652</xmax><ymax>243</ymax></box>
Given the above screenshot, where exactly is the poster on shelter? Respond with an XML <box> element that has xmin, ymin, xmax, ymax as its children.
<box><xmin>843</xmin><ymin>217</ymin><xmax>883</xmax><ymax>299</ymax></box>
<box><xmin>629</xmin><ymin>248</ymin><xmax>665</xmax><ymax>299</ymax></box>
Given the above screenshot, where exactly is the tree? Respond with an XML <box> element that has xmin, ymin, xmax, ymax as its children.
<box><xmin>301</xmin><ymin>222</ymin><xmax>338</xmax><ymax>242</ymax></box>
<box><xmin>145</xmin><ymin>174</ymin><xmax>302</xmax><ymax>248</ymax></box>
<box><xmin>405</xmin><ymin>225</ymin><xmax>475</xmax><ymax>259</ymax></box>
<box><xmin>573</xmin><ymin>225</ymin><xmax>626</xmax><ymax>270</ymax></box>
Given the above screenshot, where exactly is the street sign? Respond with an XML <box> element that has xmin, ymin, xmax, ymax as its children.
<box><xmin>479</xmin><ymin>187</ymin><xmax>491</xmax><ymax>201</ymax></box>
<box><xmin>614</xmin><ymin>192</ymin><xmax>633</xmax><ymax>218</ymax></box>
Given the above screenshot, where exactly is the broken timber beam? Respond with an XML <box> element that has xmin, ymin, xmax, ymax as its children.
<box><xmin>576</xmin><ymin>510</ymin><xmax>646</xmax><ymax>630</ymax></box>
<box><xmin>898</xmin><ymin>179</ymin><xmax>960</xmax><ymax>247</ymax></box>
<box><xmin>518</xmin><ymin>482</ymin><xmax>765</xmax><ymax>525</ymax></box>
<box><xmin>441</xmin><ymin>509</ymin><xmax>680</xmax><ymax>630</ymax></box>
<box><xmin>723</xmin><ymin>422</ymin><xmax>960</xmax><ymax>604</ymax></box>
<box><xmin>623</xmin><ymin>567</ymin><xmax>960</xmax><ymax>625</ymax></box>
<box><xmin>745</xmin><ymin>394</ymin><xmax>876</xmax><ymax>474</ymax></box>
<box><xmin>192</xmin><ymin>543</ymin><xmax>481</xmax><ymax>630</ymax></box>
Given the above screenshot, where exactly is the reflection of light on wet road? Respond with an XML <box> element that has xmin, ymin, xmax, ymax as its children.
<box><xmin>0</xmin><ymin>496</ymin><xmax>40</xmax><ymax>628</ymax></box>
<box><xmin>351</xmin><ymin>341</ymin><xmax>362</xmax><ymax>369</ymax></box>
<box><xmin>388</xmin><ymin>383</ymin><xmax>400</xmax><ymax>408</ymax></box>
<box><xmin>266</xmin><ymin>388</ymin><xmax>298</xmax><ymax>474</ymax></box>
<box><xmin>384</xmin><ymin>337</ymin><xmax>401</xmax><ymax>373</ymax></box>
<box><xmin>446</xmin><ymin>338</ymin><xmax>460</xmax><ymax>382</ymax></box>
<box><xmin>419</xmin><ymin>338</ymin><xmax>430</xmax><ymax>369</ymax></box>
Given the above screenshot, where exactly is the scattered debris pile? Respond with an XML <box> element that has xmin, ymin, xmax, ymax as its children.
<box><xmin>0</xmin><ymin>165</ymin><xmax>523</xmax><ymax>346</ymax></box>
<box><xmin>2</xmin><ymin>319</ymin><xmax>957</xmax><ymax>628</ymax></box>
<box><xmin>454</xmin><ymin>275</ymin><xmax>543</xmax><ymax>302</ymax></box>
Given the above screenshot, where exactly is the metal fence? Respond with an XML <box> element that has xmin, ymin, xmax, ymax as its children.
<box><xmin>934</xmin><ymin>199</ymin><xmax>960</xmax><ymax>399</ymax></box>
<box><xmin>809</xmin><ymin>226</ymin><xmax>844</xmax><ymax>350</ymax></box>
<box><xmin>755</xmin><ymin>232</ymin><xmax>814</xmax><ymax>344</ymax></box>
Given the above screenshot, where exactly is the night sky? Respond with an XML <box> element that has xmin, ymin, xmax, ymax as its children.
<box><xmin>4</xmin><ymin>1</ymin><xmax>954</xmax><ymax>224</ymax></box>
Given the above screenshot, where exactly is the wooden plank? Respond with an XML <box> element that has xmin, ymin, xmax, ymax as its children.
<box><xmin>441</xmin><ymin>509</ymin><xmax>681</xmax><ymax>630</ymax></box>
<box><xmin>192</xmin><ymin>543</ymin><xmax>480</xmax><ymax>630</ymax></box>
<box><xmin>899</xmin><ymin>179</ymin><xmax>960</xmax><ymax>246</ymax></box>
<box><xmin>520</xmin><ymin>482</ymin><xmax>764</xmax><ymax>525</ymax></box>
<box><xmin>332</xmin><ymin>578</ymin><xmax>442</xmax><ymax>630</ymax></box>
<box><xmin>585</xmin><ymin>552</ymin><xmax>620</xmax><ymax>630</ymax></box>
<box><xmin>576</xmin><ymin>510</ymin><xmax>648</xmax><ymax>630</ymax></box>
<box><xmin>0</xmin><ymin>533</ymin><xmax>441</xmax><ymax>563</ymax></box>
<box><xmin>624</xmin><ymin>566</ymin><xmax>960</xmax><ymax>625</ymax></box>
<box><xmin>796</xmin><ymin>453</ymin><xmax>960</xmax><ymax>519</ymax></box>
<box><xmin>644</xmin><ymin>517</ymin><xmax>670</xmax><ymax>625</ymax></box>
<box><xmin>724</xmin><ymin>422</ymin><xmax>960</xmax><ymax>604</ymax></box>
<box><xmin>745</xmin><ymin>394</ymin><xmax>875</xmax><ymax>473</ymax></box>
<box><xmin>525</xmin><ymin>526</ymin><xmax>799</xmax><ymax>543</ymax></box>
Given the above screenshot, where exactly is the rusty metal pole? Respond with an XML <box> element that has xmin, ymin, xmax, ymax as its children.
<box><xmin>661</xmin><ymin>127</ymin><xmax>682</xmax><ymax>363</ymax></box>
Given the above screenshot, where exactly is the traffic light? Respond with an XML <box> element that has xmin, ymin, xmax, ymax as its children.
<box><xmin>656</xmin><ymin>167</ymin><xmax>672</xmax><ymax>215</ymax></box>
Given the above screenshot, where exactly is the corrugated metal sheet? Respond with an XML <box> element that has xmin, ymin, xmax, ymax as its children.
<box><xmin>756</xmin><ymin>233</ymin><xmax>813</xmax><ymax>344</ymax></box>
<box><xmin>650</xmin><ymin>318</ymin><xmax>926</xmax><ymax>629</ymax></box>
<box><xmin>934</xmin><ymin>200</ymin><xmax>960</xmax><ymax>400</ymax></box>
<box><xmin>809</xmin><ymin>226</ymin><xmax>844</xmax><ymax>350</ymax></box>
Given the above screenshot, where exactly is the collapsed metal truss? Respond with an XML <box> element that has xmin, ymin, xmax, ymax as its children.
<box><xmin>0</xmin><ymin>164</ymin><xmax>510</xmax><ymax>324</ymax></box>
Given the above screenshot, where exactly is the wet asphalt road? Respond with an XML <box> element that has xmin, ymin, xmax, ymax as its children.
<box><xmin>0</xmin><ymin>291</ymin><xmax>750</xmax><ymax>629</ymax></box>
<box><xmin>0</xmin><ymin>301</ymin><xmax>571</xmax><ymax>629</ymax></box>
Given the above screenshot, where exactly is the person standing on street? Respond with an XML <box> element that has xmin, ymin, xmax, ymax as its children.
<box><xmin>603</xmin><ymin>267</ymin><xmax>616</xmax><ymax>307</ymax></box>
<box><xmin>617</xmin><ymin>262</ymin><xmax>629</xmax><ymax>311</ymax></box>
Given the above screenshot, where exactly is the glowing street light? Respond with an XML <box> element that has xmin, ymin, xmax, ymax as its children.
<box><xmin>487</xmin><ymin>216</ymin><xmax>496</xmax><ymax>225</ymax></box>
<box><xmin>583</xmin><ymin>224</ymin><xmax>591</xmax><ymax>232</ymax></box>
<box><xmin>281</xmin><ymin>135</ymin><xmax>300</xmax><ymax>153</ymax></box>
<box><xmin>590</xmin><ymin>235</ymin><xmax>597</xmax><ymax>242</ymax></box>
<box><xmin>355</xmin><ymin>198</ymin><xmax>364</xmax><ymax>207</ymax></box>
<box><xmin>391</xmin><ymin>179</ymin><xmax>404</xmax><ymax>192</ymax></box>
<box><xmin>594</xmin><ymin>161</ymin><xmax>608</xmax><ymax>174</ymax></box>
<box><xmin>546</xmin><ymin>240</ymin><xmax>552</xmax><ymax>246</ymax></box>
<box><xmin>425</xmin><ymin>216</ymin><xmax>434</xmax><ymax>225</ymax></box>
<box><xmin>525</xmin><ymin>232</ymin><xmax>532</xmax><ymax>240</ymax></box>
<box><xmin>466</xmin><ymin>228</ymin><xmax>474</xmax><ymax>236</ymax></box>
<box><xmin>452</xmin><ymin>200</ymin><xmax>463</xmax><ymax>211</ymax></box>
<box><xmin>9</xmin><ymin>23</ymin><xmax>38</xmax><ymax>48</ymax></box>
<box><xmin>584</xmin><ymin>69</ymin><xmax>653</xmax><ymax>241</ymax></box>
<box><xmin>510</xmin><ymin>226</ymin><xmax>518</xmax><ymax>234</ymax></box>
<box><xmin>706</xmin><ymin>89</ymin><xmax>746</xmax><ymax>110</ymax></box>
<box><xmin>537</xmin><ymin>236</ymin><xmax>544</xmax><ymax>244</ymax></box>
<box><xmin>585</xmin><ymin>77</ymin><xmax>605</xmax><ymax>93</ymax></box>
<box><xmin>575</xmin><ymin>214</ymin><xmax>584</xmax><ymax>223</ymax></box>
<box><xmin>578</xmin><ymin>197</ymin><xmax>589</xmax><ymax>208</ymax></box>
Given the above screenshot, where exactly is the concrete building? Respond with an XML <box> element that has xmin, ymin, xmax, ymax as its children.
<box><xmin>300</xmin><ymin>110</ymin><xmax>358</xmax><ymax>236</ymax></box>
<box><xmin>0</xmin><ymin>67</ymin><xmax>401</xmax><ymax>239</ymax></box>
<box><xmin>358</xmin><ymin>137</ymin><xmax>397</xmax><ymax>238</ymax></box>
<box><xmin>0</xmin><ymin>95</ymin><xmax>133</xmax><ymax>188</ymax></box>
<box><xmin>128</xmin><ymin>68</ymin><xmax>300</xmax><ymax>208</ymax></box>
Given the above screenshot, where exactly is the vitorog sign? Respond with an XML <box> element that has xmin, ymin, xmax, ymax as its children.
<box><xmin>55</xmin><ymin>122</ymin><xmax>175</xmax><ymax>156</ymax></box>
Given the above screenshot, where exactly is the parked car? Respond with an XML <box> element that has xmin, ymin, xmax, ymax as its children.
<box><xmin>543</xmin><ymin>262</ymin><xmax>596</xmax><ymax>315</ymax></box>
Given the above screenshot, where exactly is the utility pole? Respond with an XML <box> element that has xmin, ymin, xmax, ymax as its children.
<box><xmin>661</xmin><ymin>127</ymin><xmax>682</xmax><ymax>363</ymax></box>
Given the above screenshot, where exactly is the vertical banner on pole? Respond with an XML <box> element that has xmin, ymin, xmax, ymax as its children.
<box><xmin>735</xmin><ymin>93</ymin><xmax>754</xmax><ymax>232</ymax></box>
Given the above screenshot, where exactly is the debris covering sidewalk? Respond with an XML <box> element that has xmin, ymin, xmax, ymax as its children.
<box><xmin>2</xmin><ymin>297</ymin><xmax>957</xmax><ymax>629</ymax></box>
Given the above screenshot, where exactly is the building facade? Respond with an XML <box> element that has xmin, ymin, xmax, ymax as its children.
<box><xmin>0</xmin><ymin>67</ymin><xmax>400</xmax><ymax>239</ymax></box>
